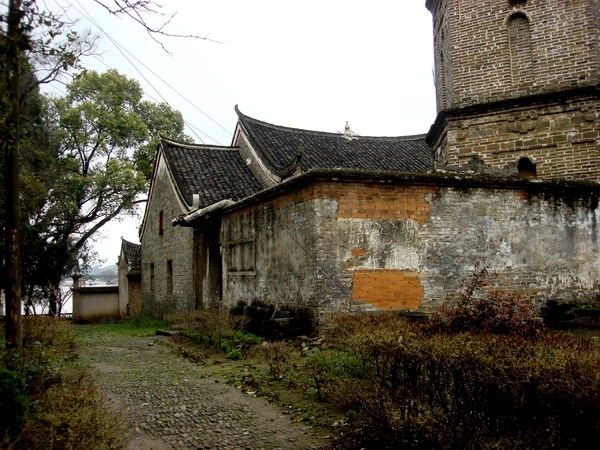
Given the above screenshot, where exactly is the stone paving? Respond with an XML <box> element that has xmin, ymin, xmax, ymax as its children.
<box><xmin>78</xmin><ymin>334</ymin><xmax>325</xmax><ymax>450</ymax></box>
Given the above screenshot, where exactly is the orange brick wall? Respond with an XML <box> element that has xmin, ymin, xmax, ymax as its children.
<box><xmin>321</xmin><ymin>181</ymin><xmax>435</xmax><ymax>311</ymax></box>
<box><xmin>352</xmin><ymin>270</ymin><xmax>423</xmax><ymax>310</ymax></box>
<box><xmin>336</xmin><ymin>184</ymin><xmax>434</xmax><ymax>224</ymax></box>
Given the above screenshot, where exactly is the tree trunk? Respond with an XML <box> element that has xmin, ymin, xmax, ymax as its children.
<box><xmin>3</xmin><ymin>0</ymin><xmax>24</xmax><ymax>351</ymax></box>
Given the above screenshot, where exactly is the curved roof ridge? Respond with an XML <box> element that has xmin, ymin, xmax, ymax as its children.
<box><xmin>235</xmin><ymin>105</ymin><xmax>427</xmax><ymax>141</ymax></box>
<box><xmin>159</xmin><ymin>135</ymin><xmax>239</xmax><ymax>151</ymax></box>
<box><xmin>121</xmin><ymin>237</ymin><xmax>140</xmax><ymax>246</ymax></box>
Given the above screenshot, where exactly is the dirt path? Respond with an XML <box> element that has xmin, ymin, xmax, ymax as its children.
<box><xmin>78</xmin><ymin>332</ymin><xmax>326</xmax><ymax>450</ymax></box>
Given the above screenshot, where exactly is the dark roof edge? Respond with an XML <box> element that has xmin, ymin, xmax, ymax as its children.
<box><xmin>173</xmin><ymin>199</ymin><xmax>235</xmax><ymax>226</ymax></box>
<box><xmin>121</xmin><ymin>237</ymin><xmax>140</xmax><ymax>247</ymax></box>
<box><xmin>234</xmin><ymin>105</ymin><xmax>428</xmax><ymax>141</ymax></box>
<box><xmin>224</xmin><ymin>168</ymin><xmax>600</xmax><ymax>214</ymax></box>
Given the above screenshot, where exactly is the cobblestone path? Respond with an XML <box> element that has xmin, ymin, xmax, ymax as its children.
<box><xmin>78</xmin><ymin>333</ymin><xmax>325</xmax><ymax>450</ymax></box>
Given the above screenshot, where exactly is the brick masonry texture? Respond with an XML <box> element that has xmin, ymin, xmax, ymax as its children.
<box><xmin>426</xmin><ymin>0</ymin><xmax>600</xmax><ymax>180</ymax></box>
<box><xmin>351</xmin><ymin>270</ymin><xmax>423</xmax><ymax>310</ymax></box>
<box><xmin>435</xmin><ymin>97</ymin><xmax>600</xmax><ymax>179</ymax></box>
<box><xmin>142</xmin><ymin>1</ymin><xmax>600</xmax><ymax>315</ymax></box>
<box><xmin>427</xmin><ymin>0</ymin><xmax>600</xmax><ymax>110</ymax></box>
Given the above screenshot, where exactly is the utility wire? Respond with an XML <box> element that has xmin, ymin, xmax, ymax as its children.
<box><xmin>89</xmin><ymin>54</ymin><xmax>208</xmax><ymax>142</ymax></box>
<box><xmin>66</xmin><ymin>0</ymin><xmax>232</xmax><ymax>145</ymax></box>
<box><xmin>70</xmin><ymin>0</ymin><xmax>208</xmax><ymax>143</ymax></box>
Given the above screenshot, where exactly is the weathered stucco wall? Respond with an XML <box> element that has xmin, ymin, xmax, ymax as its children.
<box><xmin>422</xmin><ymin>185</ymin><xmax>600</xmax><ymax>309</ymax></box>
<box><xmin>221</xmin><ymin>189</ymin><xmax>319</xmax><ymax>308</ymax></box>
<box><xmin>140</xmin><ymin>156</ymin><xmax>195</xmax><ymax>314</ymax></box>
<box><xmin>72</xmin><ymin>285</ymin><xmax>119</xmax><ymax>323</ymax></box>
<box><xmin>220</xmin><ymin>174</ymin><xmax>600</xmax><ymax>312</ymax></box>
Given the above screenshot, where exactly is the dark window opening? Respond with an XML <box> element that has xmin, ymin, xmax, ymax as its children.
<box><xmin>166</xmin><ymin>260</ymin><xmax>173</xmax><ymax>296</ymax></box>
<box><xmin>518</xmin><ymin>157</ymin><xmax>537</xmax><ymax>178</ymax></box>
<box><xmin>150</xmin><ymin>263</ymin><xmax>155</xmax><ymax>293</ymax></box>
<box><xmin>509</xmin><ymin>0</ymin><xmax>527</xmax><ymax>5</ymax></box>
<box><xmin>159</xmin><ymin>211</ymin><xmax>164</xmax><ymax>235</ymax></box>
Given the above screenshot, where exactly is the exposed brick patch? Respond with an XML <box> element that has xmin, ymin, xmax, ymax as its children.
<box><xmin>229</xmin><ymin>180</ymin><xmax>437</xmax><ymax>225</ymax></box>
<box><xmin>351</xmin><ymin>248</ymin><xmax>367</xmax><ymax>257</ymax></box>
<box><xmin>334</xmin><ymin>183</ymin><xmax>435</xmax><ymax>224</ymax></box>
<box><xmin>352</xmin><ymin>270</ymin><xmax>423</xmax><ymax>310</ymax></box>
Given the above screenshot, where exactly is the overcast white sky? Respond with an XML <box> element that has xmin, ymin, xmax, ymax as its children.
<box><xmin>42</xmin><ymin>0</ymin><xmax>437</xmax><ymax>265</ymax></box>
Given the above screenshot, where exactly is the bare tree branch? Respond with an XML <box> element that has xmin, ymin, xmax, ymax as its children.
<box><xmin>92</xmin><ymin>0</ymin><xmax>220</xmax><ymax>54</ymax></box>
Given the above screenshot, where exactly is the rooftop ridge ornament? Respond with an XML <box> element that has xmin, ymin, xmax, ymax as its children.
<box><xmin>341</xmin><ymin>121</ymin><xmax>357</xmax><ymax>140</ymax></box>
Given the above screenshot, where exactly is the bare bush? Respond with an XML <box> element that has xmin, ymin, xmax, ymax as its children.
<box><xmin>326</xmin><ymin>313</ymin><xmax>600</xmax><ymax>449</ymax></box>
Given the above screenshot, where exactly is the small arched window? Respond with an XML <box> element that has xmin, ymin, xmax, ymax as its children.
<box><xmin>507</xmin><ymin>12</ymin><xmax>532</xmax><ymax>84</ymax></box>
<box><xmin>518</xmin><ymin>157</ymin><xmax>537</xmax><ymax>178</ymax></box>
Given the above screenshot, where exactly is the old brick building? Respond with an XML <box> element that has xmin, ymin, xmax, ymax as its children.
<box><xmin>426</xmin><ymin>0</ymin><xmax>600</xmax><ymax>180</ymax></box>
<box><xmin>118</xmin><ymin>238</ymin><xmax>142</xmax><ymax>316</ymax></box>
<box><xmin>139</xmin><ymin>0</ymin><xmax>600</xmax><ymax>314</ymax></box>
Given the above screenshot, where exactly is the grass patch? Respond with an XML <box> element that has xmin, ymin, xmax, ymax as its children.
<box><xmin>73</xmin><ymin>313</ymin><xmax>170</xmax><ymax>345</ymax></box>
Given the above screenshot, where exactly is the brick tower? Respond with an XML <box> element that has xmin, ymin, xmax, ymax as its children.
<box><xmin>425</xmin><ymin>0</ymin><xmax>600</xmax><ymax>180</ymax></box>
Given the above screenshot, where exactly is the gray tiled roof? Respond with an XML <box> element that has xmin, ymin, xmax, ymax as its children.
<box><xmin>161</xmin><ymin>138</ymin><xmax>263</xmax><ymax>209</ymax></box>
<box><xmin>235</xmin><ymin>106</ymin><xmax>432</xmax><ymax>178</ymax></box>
<box><xmin>121</xmin><ymin>239</ymin><xmax>141</xmax><ymax>270</ymax></box>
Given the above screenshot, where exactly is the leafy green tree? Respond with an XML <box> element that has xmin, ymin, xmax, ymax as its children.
<box><xmin>24</xmin><ymin>69</ymin><xmax>190</xmax><ymax>314</ymax></box>
<box><xmin>135</xmin><ymin>100</ymin><xmax>193</xmax><ymax>180</ymax></box>
<box><xmin>3</xmin><ymin>0</ymin><xmax>201</xmax><ymax>348</ymax></box>
<box><xmin>2</xmin><ymin>0</ymin><xmax>96</xmax><ymax>349</ymax></box>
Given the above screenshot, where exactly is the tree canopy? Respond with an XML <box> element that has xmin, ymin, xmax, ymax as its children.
<box><xmin>18</xmin><ymin>69</ymin><xmax>191</xmax><ymax>314</ymax></box>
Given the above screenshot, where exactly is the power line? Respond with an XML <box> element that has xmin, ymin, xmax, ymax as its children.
<box><xmin>69</xmin><ymin>0</ymin><xmax>208</xmax><ymax>143</ymax></box>
<box><xmin>66</xmin><ymin>0</ymin><xmax>232</xmax><ymax>145</ymax></box>
<box><xmin>89</xmin><ymin>54</ymin><xmax>209</xmax><ymax>143</ymax></box>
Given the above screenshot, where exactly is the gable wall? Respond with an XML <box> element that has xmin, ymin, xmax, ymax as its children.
<box><xmin>236</xmin><ymin>132</ymin><xmax>279</xmax><ymax>187</ymax></box>
<box><xmin>140</xmin><ymin>161</ymin><xmax>195</xmax><ymax>314</ymax></box>
<box><xmin>221</xmin><ymin>177</ymin><xmax>600</xmax><ymax>312</ymax></box>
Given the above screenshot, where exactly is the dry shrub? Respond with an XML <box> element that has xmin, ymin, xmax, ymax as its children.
<box><xmin>179</xmin><ymin>309</ymin><xmax>259</xmax><ymax>356</ymax></box>
<box><xmin>321</xmin><ymin>311</ymin><xmax>410</xmax><ymax>348</ymax></box>
<box><xmin>14</xmin><ymin>317</ymin><xmax>78</xmax><ymax>398</ymax></box>
<box><xmin>1</xmin><ymin>318</ymin><xmax>127</xmax><ymax>449</ymax></box>
<box><xmin>22</xmin><ymin>316</ymin><xmax>76</xmax><ymax>353</ymax></box>
<box><xmin>430</xmin><ymin>289</ymin><xmax>544</xmax><ymax>337</ymax></box>
<box><xmin>188</xmin><ymin>309</ymin><xmax>249</xmax><ymax>335</ymax></box>
<box><xmin>325</xmin><ymin>313</ymin><xmax>600</xmax><ymax>449</ymax></box>
<box><xmin>303</xmin><ymin>349</ymin><xmax>364</xmax><ymax>402</ymax></box>
<box><xmin>430</xmin><ymin>262</ymin><xmax>544</xmax><ymax>337</ymax></box>
<box><xmin>14</xmin><ymin>371</ymin><xmax>128</xmax><ymax>450</ymax></box>
<box><xmin>259</xmin><ymin>340</ymin><xmax>295</xmax><ymax>381</ymax></box>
